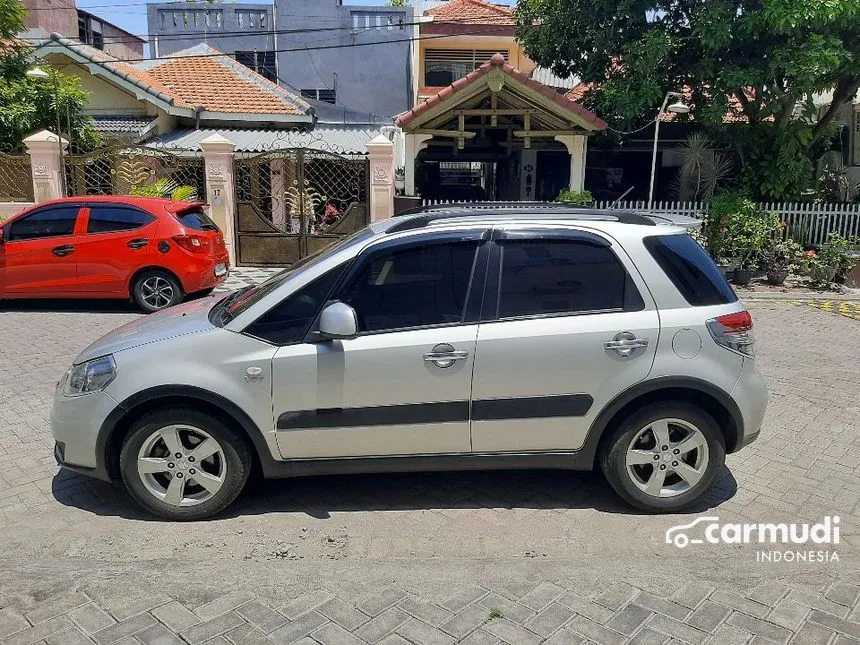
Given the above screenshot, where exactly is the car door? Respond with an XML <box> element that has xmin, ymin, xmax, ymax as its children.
<box><xmin>470</xmin><ymin>226</ymin><xmax>659</xmax><ymax>453</ymax></box>
<box><xmin>76</xmin><ymin>203</ymin><xmax>158</xmax><ymax>295</ymax></box>
<box><xmin>0</xmin><ymin>204</ymin><xmax>82</xmax><ymax>298</ymax></box>
<box><xmin>268</xmin><ymin>230</ymin><xmax>489</xmax><ymax>459</ymax></box>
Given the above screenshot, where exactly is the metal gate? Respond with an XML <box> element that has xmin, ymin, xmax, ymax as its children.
<box><xmin>63</xmin><ymin>144</ymin><xmax>205</xmax><ymax>199</ymax></box>
<box><xmin>235</xmin><ymin>147</ymin><xmax>368</xmax><ymax>266</ymax></box>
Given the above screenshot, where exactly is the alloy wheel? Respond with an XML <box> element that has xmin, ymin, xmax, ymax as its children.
<box><xmin>140</xmin><ymin>276</ymin><xmax>175</xmax><ymax>310</ymax></box>
<box><xmin>136</xmin><ymin>425</ymin><xmax>227</xmax><ymax>507</ymax></box>
<box><xmin>624</xmin><ymin>418</ymin><xmax>710</xmax><ymax>498</ymax></box>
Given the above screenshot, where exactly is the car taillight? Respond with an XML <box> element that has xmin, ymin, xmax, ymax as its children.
<box><xmin>707</xmin><ymin>310</ymin><xmax>755</xmax><ymax>357</ymax></box>
<box><xmin>172</xmin><ymin>234</ymin><xmax>208</xmax><ymax>254</ymax></box>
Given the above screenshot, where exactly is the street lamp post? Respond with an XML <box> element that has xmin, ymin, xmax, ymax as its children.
<box><xmin>648</xmin><ymin>90</ymin><xmax>690</xmax><ymax>208</ymax></box>
<box><xmin>26</xmin><ymin>65</ymin><xmax>67</xmax><ymax>197</ymax></box>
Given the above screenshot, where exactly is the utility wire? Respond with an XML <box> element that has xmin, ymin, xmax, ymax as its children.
<box><xmin>34</xmin><ymin>26</ymin><xmax>524</xmax><ymax>65</ymax></box>
<box><xmin>26</xmin><ymin>16</ymin><xmax>519</xmax><ymax>46</ymax></box>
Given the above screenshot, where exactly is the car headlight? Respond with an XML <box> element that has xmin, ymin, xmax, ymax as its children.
<box><xmin>63</xmin><ymin>355</ymin><xmax>117</xmax><ymax>397</ymax></box>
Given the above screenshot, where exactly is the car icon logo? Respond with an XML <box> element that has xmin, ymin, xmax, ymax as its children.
<box><xmin>665</xmin><ymin>516</ymin><xmax>719</xmax><ymax>548</ymax></box>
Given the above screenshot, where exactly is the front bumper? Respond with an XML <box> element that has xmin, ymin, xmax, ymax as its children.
<box><xmin>50</xmin><ymin>387</ymin><xmax>120</xmax><ymax>481</ymax></box>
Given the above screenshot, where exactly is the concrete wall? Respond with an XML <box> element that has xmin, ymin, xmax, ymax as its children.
<box><xmin>276</xmin><ymin>0</ymin><xmax>413</xmax><ymax>118</ymax></box>
<box><xmin>148</xmin><ymin>2</ymin><xmax>275</xmax><ymax>59</ymax></box>
<box><xmin>21</xmin><ymin>0</ymin><xmax>78</xmax><ymax>37</ymax></box>
<box><xmin>101</xmin><ymin>21</ymin><xmax>145</xmax><ymax>60</ymax></box>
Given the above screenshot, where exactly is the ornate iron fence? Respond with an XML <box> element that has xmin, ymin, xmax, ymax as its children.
<box><xmin>63</xmin><ymin>144</ymin><xmax>205</xmax><ymax>199</ymax></box>
<box><xmin>0</xmin><ymin>145</ymin><xmax>35</xmax><ymax>203</ymax></box>
<box><xmin>235</xmin><ymin>140</ymin><xmax>368</xmax><ymax>266</ymax></box>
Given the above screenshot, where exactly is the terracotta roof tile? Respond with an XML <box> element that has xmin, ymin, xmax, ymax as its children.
<box><xmin>398</xmin><ymin>53</ymin><xmax>607</xmax><ymax>130</ymax></box>
<box><xmin>425</xmin><ymin>0</ymin><xmax>516</xmax><ymax>24</ymax></box>
<box><xmin>46</xmin><ymin>35</ymin><xmax>308</xmax><ymax>116</ymax></box>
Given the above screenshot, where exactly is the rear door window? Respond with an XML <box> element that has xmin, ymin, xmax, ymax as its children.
<box><xmin>493</xmin><ymin>238</ymin><xmax>644</xmax><ymax>319</ymax></box>
<box><xmin>176</xmin><ymin>207</ymin><xmax>219</xmax><ymax>231</ymax></box>
<box><xmin>87</xmin><ymin>205</ymin><xmax>154</xmax><ymax>233</ymax></box>
<box><xmin>644</xmin><ymin>234</ymin><xmax>737</xmax><ymax>306</ymax></box>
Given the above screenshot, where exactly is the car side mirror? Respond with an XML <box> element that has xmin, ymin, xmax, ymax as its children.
<box><xmin>318</xmin><ymin>302</ymin><xmax>358</xmax><ymax>340</ymax></box>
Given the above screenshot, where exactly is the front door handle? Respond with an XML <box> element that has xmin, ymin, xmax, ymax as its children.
<box><xmin>52</xmin><ymin>244</ymin><xmax>74</xmax><ymax>257</ymax></box>
<box><xmin>605</xmin><ymin>332</ymin><xmax>649</xmax><ymax>357</ymax></box>
<box><xmin>127</xmin><ymin>238</ymin><xmax>149</xmax><ymax>250</ymax></box>
<box><xmin>424</xmin><ymin>343</ymin><xmax>469</xmax><ymax>369</ymax></box>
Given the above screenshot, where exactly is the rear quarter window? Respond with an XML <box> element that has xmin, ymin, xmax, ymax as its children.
<box><xmin>644</xmin><ymin>234</ymin><xmax>737</xmax><ymax>306</ymax></box>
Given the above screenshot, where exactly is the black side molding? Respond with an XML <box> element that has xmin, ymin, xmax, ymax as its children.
<box><xmin>472</xmin><ymin>394</ymin><xmax>593</xmax><ymax>421</ymax></box>
<box><xmin>278</xmin><ymin>401</ymin><xmax>470</xmax><ymax>430</ymax></box>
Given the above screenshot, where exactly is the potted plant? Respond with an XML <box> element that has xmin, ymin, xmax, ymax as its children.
<box><xmin>761</xmin><ymin>239</ymin><xmax>803</xmax><ymax>285</ymax></box>
<box><xmin>809</xmin><ymin>233</ymin><xmax>855</xmax><ymax>287</ymax></box>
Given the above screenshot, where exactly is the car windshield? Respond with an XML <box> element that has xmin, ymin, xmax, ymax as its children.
<box><xmin>212</xmin><ymin>227</ymin><xmax>373</xmax><ymax>324</ymax></box>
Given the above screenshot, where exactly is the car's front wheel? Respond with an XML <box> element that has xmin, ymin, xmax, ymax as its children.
<box><xmin>600</xmin><ymin>402</ymin><xmax>726</xmax><ymax>513</ymax></box>
<box><xmin>119</xmin><ymin>407</ymin><xmax>252</xmax><ymax>520</ymax></box>
<box><xmin>132</xmin><ymin>270</ymin><xmax>183</xmax><ymax>313</ymax></box>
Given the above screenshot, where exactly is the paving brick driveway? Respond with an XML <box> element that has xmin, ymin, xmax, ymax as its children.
<box><xmin>0</xmin><ymin>297</ymin><xmax>858</xmax><ymax>645</ymax></box>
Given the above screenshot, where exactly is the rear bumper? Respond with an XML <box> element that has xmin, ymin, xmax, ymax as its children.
<box><xmin>730</xmin><ymin>358</ymin><xmax>768</xmax><ymax>451</ymax></box>
<box><xmin>180</xmin><ymin>256</ymin><xmax>230</xmax><ymax>294</ymax></box>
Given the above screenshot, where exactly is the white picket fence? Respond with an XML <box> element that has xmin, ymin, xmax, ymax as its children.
<box><xmin>419</xmin><ymin>198</ymin><xmax>860</xmax><ymax>246</ymax></box>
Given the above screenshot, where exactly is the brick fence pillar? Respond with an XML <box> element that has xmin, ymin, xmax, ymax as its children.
<box><xmin>367</xmin><ymin>134</ymin><xmax>396</xmax><ymax>222</ymax></box>
<box><xmin>200</xmin><ymin>134</ymin><xmax>237</xmax><ymax>266</ymax></box>
<box><xmin>23</xmin><ymin>129</ymin><xmax>68</xmax><ymax>202</ymax></box>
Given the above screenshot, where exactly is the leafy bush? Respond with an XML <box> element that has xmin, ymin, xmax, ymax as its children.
<box><xmin>706</xmin><ymin>192</ymin><xmax>782</xmax><ymax>268</ymax></box>
<box><xmin>556</xmin><ymin>189</ymin><xmax>593</xmax><ymax>205</ymax></box>
<box><xmin>130</xmin><ymin>178</ymin><xmax>198</xmax><ymax>201</ymax></box>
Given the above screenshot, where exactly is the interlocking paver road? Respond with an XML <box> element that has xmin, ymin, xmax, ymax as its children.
<box><xmin>0</xmin><ymin>293</ymin><xmax>858</xmax><ymax>644</ymax></box>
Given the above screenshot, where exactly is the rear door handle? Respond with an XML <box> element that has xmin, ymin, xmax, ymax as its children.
<box><xmin>52</xmin><ymin>244</ymin><xmax>74</xmax><ymax>257</ymax></box>
<box><xmin>127</xmin><ymin>238</ymin><xmax>149</xmax><ymax>250</ymax></box>
<box><xmin>605</xmin><ymin>332</ymin><xmax>649</xmax><ymax>357</ymax></box>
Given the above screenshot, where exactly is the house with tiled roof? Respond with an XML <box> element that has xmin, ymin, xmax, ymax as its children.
<box><xmin>30</xmin><ymin>34</ymin><xmax>314</xmax><ymax>142</ymax></box>
<box><xmin>397</xmin><ymin>52</ymin><xmax>605</xmax><ymax>202</ymax></box>
<box><xmin>396</xmin><ymin>0</ymin><xmax>601</xmax><ymax>203</ymax></box>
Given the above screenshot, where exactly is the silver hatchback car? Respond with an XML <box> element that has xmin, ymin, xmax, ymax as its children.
<box><xmin>51</xmin><ymin>205</ymin><xmax>767</xmax><ymax>520</ymax></box>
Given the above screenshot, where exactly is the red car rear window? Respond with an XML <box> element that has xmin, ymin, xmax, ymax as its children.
<box><xmin>176</xmin><ymin>207</ymin><xmax>219</xmax><ymax>231</ymax></box>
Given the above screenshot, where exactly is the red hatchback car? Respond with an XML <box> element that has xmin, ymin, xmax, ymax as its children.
<box><xmin>0</xmin><ymin>196</ymin><xmax>229</xmax><ymax>312</ymax></box>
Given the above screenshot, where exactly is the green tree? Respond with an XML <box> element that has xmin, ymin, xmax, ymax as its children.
<box><xmin>385</xmin><ymin>0</ymin><xmax>410</xmax><ymax>5</ymax></box>
<box><xmin>515</xmin><ymin>0</ymin><xmax>860</xmax><ymax>200</ymax></box>
<box><xmin>0</xmin><ymin>0</ymin><xmax>99</xmax><ymax>150</ymax></box>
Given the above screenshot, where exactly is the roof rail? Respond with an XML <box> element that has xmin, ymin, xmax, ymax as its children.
<box><xmin>388</xmin><ymin>202</ymin><xmax>657</xmax><ymax>233</ymax></box>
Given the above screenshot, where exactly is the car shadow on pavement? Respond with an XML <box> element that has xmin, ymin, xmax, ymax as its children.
<box><xmin>51</xmin><ymin>466</ymin><xmax>739</xmax><ymax>521</ymax></box>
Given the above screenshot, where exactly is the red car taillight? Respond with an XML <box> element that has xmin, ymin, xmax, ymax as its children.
<box><xmin>172</xmin><ymin>234</ymin><xmax>209</xmax><ymax>254</ymax></box>
<box><xmin>707</xmin><ymin>310</ymin><xmax>755</xmax><ymax>357</ymax></box>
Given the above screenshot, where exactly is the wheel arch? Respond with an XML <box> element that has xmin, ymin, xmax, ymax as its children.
<box><xmin>580</xmin><ymin>377</ymin><xmax>744</xmax><ymax>469</ymax></box>
<box><xmin>97</xmin><ymin>385</ymin><xmax>287</xmax><ymax>483</ymax></box>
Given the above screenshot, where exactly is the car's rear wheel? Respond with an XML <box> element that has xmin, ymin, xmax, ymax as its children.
<box><xmin>600</xmin><ymin>402</ymin><xmax>725</xmax><ymax>513</ymax></box>
<box><xmin>132</xmin><ymin>270</ymin><xmax>183</xmax><ymax>312</ymax></box>
<box><xmin>119</xmin><ymin>407</ymin><xmax>252</xmax><ymax>521</ymax></box>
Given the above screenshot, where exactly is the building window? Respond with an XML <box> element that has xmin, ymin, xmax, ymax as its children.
<box><xmin>424</xmin><ymin>49</ymin><xmax>508</xmax><ymax>86</ymax></box>
<box><xmin>236</xmin><ymin>9</ymin><xmax>268</xmax><ymax>30</ymax></box>
<box><xmin>351</xmin><ymin>11</ymin><xmax>403</xmax><ymax>30</ymax></box>
<box><xmin>78</xmin><ymin>13</ymin><xmax>104</xmax><ymax>50</ymax></box>
<box><xmin>235</xmin><ymin>51</ymin><xmax>277</xmax><ymax>83</ymax></box>
<box><xmin>300</xmin><ymin>89</ymin><xmax>337</xmax><ymax>104</ymax></box>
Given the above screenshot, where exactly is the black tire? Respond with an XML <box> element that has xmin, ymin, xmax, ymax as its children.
<box><xmin>132</xmin><ymin>269</ymin><xmax>183</xmax><ymax>313</ymax></box>
<box><xmin>600</xmin><ymin>401</ymin><xmax>726</xmax><ymax>513</ymax></box>
<box><xmin>119</xmin><ymin>407</ymin><xmax>252</xmax><ymax>521</ymax></box>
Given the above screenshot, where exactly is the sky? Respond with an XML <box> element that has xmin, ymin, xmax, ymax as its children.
<box><xmin>75</xmin><ymin>0</ymin><xmax>516</xmax><ymax>43</ymax></box>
